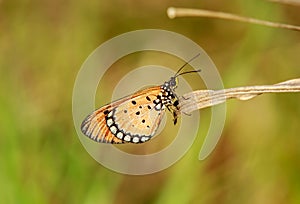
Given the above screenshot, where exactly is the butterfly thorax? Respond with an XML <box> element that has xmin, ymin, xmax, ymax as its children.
<box><xmin>152</xmin><ymin>77</ymin><xmax>180</xmax><ymax>124</ymax></box>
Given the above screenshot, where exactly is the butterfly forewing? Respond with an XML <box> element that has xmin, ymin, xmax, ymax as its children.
<box><xmin>81</xmin><ymin>86</ymin><xmax>166</xmax><ymax>144</ymax></box>
<box><xmin>113</xmin><ymin>92</ymin><xmax>165</xmax><ymax>142</ymax></box>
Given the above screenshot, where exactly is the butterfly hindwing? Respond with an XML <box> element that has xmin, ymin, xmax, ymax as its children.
<box><xmin>81</xmin><ymin>104</ymin><xmax>124</xmax><ymax>143</ymax></box>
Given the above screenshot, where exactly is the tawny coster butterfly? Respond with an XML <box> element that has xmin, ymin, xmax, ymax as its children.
<box><xmin>81</xmin><ymin>54</ymin><xmax>201</xmax><ymax>144</ymax></box>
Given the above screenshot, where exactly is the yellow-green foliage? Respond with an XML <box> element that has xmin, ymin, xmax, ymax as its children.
<box><xmin>0</xmin><ymin>0</ymin><xmax>299</xmax><ymax>203</ymax></box>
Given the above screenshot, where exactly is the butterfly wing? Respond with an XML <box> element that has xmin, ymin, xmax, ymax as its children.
<box><xmin>81</xmin><ymin>86</ymin><xmax>165</xmax><ymax>144</ymax></box>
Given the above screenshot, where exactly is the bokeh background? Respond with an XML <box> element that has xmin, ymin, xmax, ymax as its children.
<box><xmin>1</xmin><ymin>0</ymin><xmax>300</xmax><ymax>203</ymax></box>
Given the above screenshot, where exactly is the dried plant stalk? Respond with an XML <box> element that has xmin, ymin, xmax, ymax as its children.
<box><xmin>167</xmin><ymin>7</ymin><xmax>300</xmax><ymax>32</ymax></box>
<box><xmin>268</xmin><ymin>0</ymin><xmax>300</xmax><ymax>6</ymax></box>
<box><xmin>180</xmin><ymin>78</ymin><xmax>300</xmax><ymax>114</ymax></box>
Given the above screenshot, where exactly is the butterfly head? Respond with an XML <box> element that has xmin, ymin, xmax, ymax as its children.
<box><xmin>168</xmin><ymin>76</ymin><xmax>178</xmax><ymax>90</ymax></box>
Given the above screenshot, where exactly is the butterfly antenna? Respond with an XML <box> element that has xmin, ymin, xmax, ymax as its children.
<box><xmin>176</xmin><ymin>69</ymin><xmax>201</xmax><ymax>77</ymax></box>
<box><xmin>175</xmin><ymin>53</ymin><xmax>201</xmax><ymax>77</ymax></box>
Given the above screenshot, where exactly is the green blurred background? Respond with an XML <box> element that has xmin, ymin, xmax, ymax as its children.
<box><xmin>1</xmin><ymin>0</ymin><xmax>300</xmax><ymax>203</ymax></box>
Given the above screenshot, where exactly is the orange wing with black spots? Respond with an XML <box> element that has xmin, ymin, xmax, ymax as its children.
<box><xmin>81</xmin><ymin>86</ymin><xmax>167</xmax><ymax>144</ymax></box>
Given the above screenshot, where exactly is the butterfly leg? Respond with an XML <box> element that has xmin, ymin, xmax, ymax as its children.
<box><xmin>166</xmin><ymin>106</ymin><xmax>171</xmax><ymax>112</ymax></box>
<box><xmin>182</xmin><ymin>111</ymin><xmax>192</xmax><ymax>116</ymax></box>
<box><xmin>182</xmin><ymin>95</ymin><xmax>190</xmax><ymax>100</ymax></box>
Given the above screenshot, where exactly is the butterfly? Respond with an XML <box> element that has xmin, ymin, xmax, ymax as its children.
<box><xmin>81</xmin><ymin>54</ymin><xmax>201</xmax><ymax>144</ymax></box>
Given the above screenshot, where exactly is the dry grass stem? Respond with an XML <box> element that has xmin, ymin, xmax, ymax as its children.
<box><xmin>180</xmin><ymin>78</ymin><xmax>300</xmax><ymax>114</ymax></box>
<box><xmin>167</xmin><ymin>7</ymin><xmax>300</xmax><ymax>32</ymax></box>
<box><xmin>268</xmin><ymin>0</ymin><xmax>300</xmax><ymax>6</ymax></box>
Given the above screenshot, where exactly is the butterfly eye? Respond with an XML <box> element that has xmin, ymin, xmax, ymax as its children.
<box><xmin>170</xmin><ymin>77</ymin><xmax>177</xmax><ymax>87</ymax></box>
